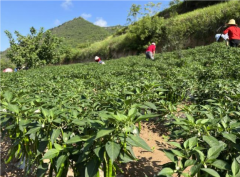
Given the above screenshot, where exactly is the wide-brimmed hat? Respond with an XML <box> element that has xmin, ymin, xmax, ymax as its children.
<box><xmin>227</xmin><ymin>19</ymin><xmax>237</xmax><ymax>26</ymax></box>
<box><xmin>95</xmin><ymin>56</ymin><xmax>99</xmax><ymax>60</ymax></box>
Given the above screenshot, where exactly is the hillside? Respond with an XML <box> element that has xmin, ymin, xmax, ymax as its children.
<box><xmin>63</xmin><ymin>1</ymin><xmax>240</xmax><ymax>64</ymax></box>
<box><xmin>49</xmin><ymin>17</ymin><xmax>112</xmax><ymax>48</ymax></box>
<box><xmin>157</xmin><ymin>1</ymin><xmax>222</xmax><ymax>19</ymax></box>
<box><xmin>104</xmin><ymin>25</ymin><xmax>125</xmax><ymax>35</ymax></box>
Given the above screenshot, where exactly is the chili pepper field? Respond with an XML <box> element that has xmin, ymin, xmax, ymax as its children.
<box><xmin>1</xmin><ymin>43</ymin><xmax>240</xmax><ymax>177</ymax></box>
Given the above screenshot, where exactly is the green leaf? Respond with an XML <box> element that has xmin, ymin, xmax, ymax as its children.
<box><xmin>186</xmin><ymin>113</ymin><xmax>194</xmax><ymax>123</ymax></box>
<box><xmin>42</xmin><ymin>149</ymin><xmax>59</xmax><ymax>160</ymax></box>
<box><xmin>3</xmin><ymin>91</ymin><xmax>13</xmax><ymax>103</ymax></box>
<box><xmin>195</xmin><ymin>150</ymin><xmax>205</xmax><ymax>162</ymax></box>
<box><xmin>135</xmin><ymin>114</ymin><xmax>159</xmax><ymax>123</ymax></box>
<box><xmin>232</xmin><ymin>158</ymin><xmax>240</xmax><ymax>176</ymax></box>
<box><xmin>72</xmin><ymin>119</ymin><xmax>86</xmax><ymax>126</ymax></box>
<box><xmin>54</xmin><ymin>143</ymin><xmax>63</xmax><ymax>151</ymax></box>
<box><xmin>190</xmin><ymin>164</ymin><xmax>201</xmax><ymax>176</ymax></box>
<box><xmin>8</xmin><ymin>104</ymin><xmax>19</xmax><ymax>114</ymax></box>
<box><xmin>222</xmin><ymin>132</ymin><xmax>237</xmax><ymax>143</ymax></box>
<box><xmin>105</xmin><ymin>141</ymin><xmax>121</xmax><ymax>163</ymax></box>
<box><xmin>144</xmin><ymin>102</ymin><xmax>157</xmax><ymax>110</ymax></box>
<box><xmin>66</xmin><ymin>135</ymin><xmax>86</xmax><ymax>144</ymax></box>
<box><xmin>183</xmin><ymin>139</ymin><xmax>189</xmax><ymax>149</ymax></box>
<box><xmin>85</xmin><ymin>156</ymin><xmax>100</xmax><ymax>177</ymax></box>
<box><xmin>42</xmin><ymin>108</ymin><xmax>49</xmax><ymax>117</ymax></box>
<box><xmin>128</xmin><ymin>107</ymin><xmax>137</xmax><ymax>117</ymax></box>
<box><xmin>201</xmin><ymin>168</ymin><xmax>220</xmax><ymax>177</ymax></box>
<box><xmin>26</xmin><ymin>127</ymin><xmax>41</xmax><ymax>135</ymax></box>
<box><xmin>207</xmin><ymin>146</ymin><xmax>222</xmax><ymax>160</ymax></box>
<box><xmin>203</xmin><ymin>135</ymin><xmax>219</xmax><ymax>147</ymax></box>
<box><xmin>128</xmin><ymin>134</ymin><xmax>151</xmax><ymax>151</ymax></box>
<box><xmin>168</xmin><ymin>142</ymin><xmax>182</xmax><ymax>149</ymax></box>
<box><xmin>119</xmin><ymin>151</ymin><xmax>135</xmax><ymax>163</ymax></box>
<box><xmin>157</xmin><ymin>167</ymin><xmax>174</xmax><ymax>176</ymax></box>
<box><xmin>56</xmin><ymin>155</ymin><xmax>67</xmax><ymax>171</ymax></box>
<box><xmin>63</xmin><ymin>132</ymin><xmax>71</xmax><ymax>143</ymax></box>
<box><xmin>36</xmin><ymin>163</ymin><xmax>48</xmax><ymax>177</ymax></box>
<box><xmin>163</xmin><ymin>150</ymin><xmax>178</xmax><ymax>163</ymax></box>
<box><xmin>95</xmin><ymin>128</ymin><xmax>115</xmax><ymax>140</ymax></box>
<box><xmin>171</xmin><ymin>149</ymin><xmax>185</xmax><ymax>158</ymax></box>
<box><xmin>212</xmin><ymin>160</ymin><xmax>231</xmax><ymax>170</ymax></box>
<box><xmin>188</xmin><ymin>137</ymin><xmax>197</xmax><ymax>149</ymax></box>
<box><xmin>51</xmin><ymin>129</ymin><xmax>61</xmax><ymax>144</ymax></box>
<box><xmin>184</xmin><ymin>159</ymin><xmax>196</xmax><ymax>167</ymax></box>
<box><xmin>94</xmin><ymin>146</ymin><xmax>104</xmax><ymax>161</ymax></box>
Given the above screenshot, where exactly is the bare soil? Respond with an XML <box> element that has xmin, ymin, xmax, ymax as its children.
<box><xmin>0</xmin><ymin>135</ymin><xmax>25</xmax><ymax>177</ymax></box>
<box><xmin>0</xmin><ymin>121</ymin><xmax>173</xmax><ymax>177</ymax></box>
<box><xmin>120</xmin><ymin>121</ymin><xmax>171</xmax><ymax>177</ymax></box>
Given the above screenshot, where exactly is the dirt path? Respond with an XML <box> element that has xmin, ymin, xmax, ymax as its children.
<box><xmin>120</xmin><ymin>121</ymin><xmax>171</xmax><ymax>177</ymax></box>
<box><xmin>0</xmin><ymin>121</ymin><xmax>172</xmax><ymax>177</ymax></box>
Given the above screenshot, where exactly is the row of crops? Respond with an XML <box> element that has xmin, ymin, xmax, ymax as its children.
<box><xmin>1</xmin><ymin>42</ymin><xmax>240</xmax><ymax>177</ymax></box>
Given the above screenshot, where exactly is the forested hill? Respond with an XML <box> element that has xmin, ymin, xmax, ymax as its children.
<box><xmin>49</xmin><ymin>17</ymin><xmax>112</xmax><ymax>48</ymax></box>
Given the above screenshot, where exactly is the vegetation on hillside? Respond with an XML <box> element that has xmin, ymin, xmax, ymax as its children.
<box><xmin>158</xmin><ymin>1</ymin><xmax>222</xmax><ymax>19</ymax></box>
<box><xmin>104</xmin><ymin>25</ymin><xmax>125</xmax><ymax>35</ymax></box>
<box><xmin>0</xmin><ymin>50</ymin><xmax>16</xmax><ymax>69</ymax></box>
<box><xmin>61</xmin><ymin>1</ymin><xmax>240</xmax><ymax>64</ymax></box>
<box><xmin>50</xmin><ymin>17</ymin><xmax>112</xmax><ymax>48</ymax></box>
<box><xmin>1</xmin><ymin>42</ymin><xmax>240</xmax><ymax>176</ymax></box>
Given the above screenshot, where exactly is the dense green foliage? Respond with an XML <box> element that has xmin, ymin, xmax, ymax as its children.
<box><xmin>1</xmin><ymin>42</ymin><xmax>240</xmax><ymax>176</ymax></box>
<box><xmin>4</xmin><ymin>27</ymin><xmax>64</xmax><ymax>69</ymax></box>
<box><xmin>0</xmin><ymin>50</ymin><xmax>16</xmax><ymax>69</ymax></box>
<box><xmin>50</xmin><ymin>17</ymin><xmax>112</xmax><ymax>48</ymax></box>
<box><xmin>103</xmin><ymin>25</ymin><xmax>125</xmax><ymax>35</ymax></box>
<box><xmin>158</xmin><ymin>1</ymin><xmax>222</xmax><ymax>19</ymax></box>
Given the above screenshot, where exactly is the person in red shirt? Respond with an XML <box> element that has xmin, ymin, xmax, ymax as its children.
<box><xmin>223</xmin><ymin>19</ymin><xmax>240</xmax><ymax>47</ymax></box>
<box><xmin>94</xmin><ymin>56</ymin><xmax>105</xmax><ymax>64</ymax></box>
<box><xmin>146</xmin><ymin>43</ymin><xmax>156</xmax><ymax>60</ymax></box>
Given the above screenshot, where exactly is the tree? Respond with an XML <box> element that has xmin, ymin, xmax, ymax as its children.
<box><xmin>126</xmin><ymin>2</ymin><xmax>161</xmax><ymax>25</ymax></box>
<box><xmin>4</xmin><ymin>27</ymin><xmax>64</xmax><ymax>68</ymax></box>
<box><xmin>127</xmin><ymin>4</ymin><xmax>142</xmax><ymax>24</ymax></box>
<box><xmin>169</xmin><ymin>0</ymin><xmax>181</xmax><ymax>6</ymax></box>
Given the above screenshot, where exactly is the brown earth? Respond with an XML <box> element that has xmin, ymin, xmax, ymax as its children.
<box><xmin>0</xmin><ymin>121</ymin><xmax>176</xmax><ymax>177</ymax></box>
<box><xmin>120</xmin><ymin>121</ymin><xmax>172</xmax><ymax>177</ymax></box>
<box><xmin>0</xmin><ymin>135</ymin><xmax>26</xmax><ymax>177</ymax></box>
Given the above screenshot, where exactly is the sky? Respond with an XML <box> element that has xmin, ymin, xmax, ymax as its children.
<box><xmin>1</xmin><ymin>0</ymin><xmax>170</xmax><ymax>51</ymax></box>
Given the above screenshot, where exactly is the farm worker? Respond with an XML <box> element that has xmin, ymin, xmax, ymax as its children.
<box><xmin>222</xmin><ymin>19</ymin><xmax>240</xmax><ymax>47</ymax></box>
<box><xmin>3</xmin><ymin>68</ymin><xmax>13</xmax><ymax>72</ymax></box>
<box><xmin>215</xmin><ymin>33</ymin><xmax>229</xmax><ymax>42</ymax></box>
<box><xmin>146</xmin><ymin>43</ymin><xmax>156</xmax><ymax>60</ymax></box>
<box><xmin>215</xmin><ymin>33</ymin><xmax>229</xmax><ymax>46</ymax></box>
<box><xmin>94</xmin><ymin>56</ymin><xmax>105</xmax><ymax>64</ymax></box>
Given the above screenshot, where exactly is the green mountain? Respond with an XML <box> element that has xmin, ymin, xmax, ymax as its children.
<box><xmin>49</xmin><ymin>17</ymin><xmax>113</xmax><ymax>48</ymax></box>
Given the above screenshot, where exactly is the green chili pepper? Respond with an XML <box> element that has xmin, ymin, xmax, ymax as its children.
<box><xmin>56</xmin><ymin>163</ymin><xmax>65</xmax><ymax>177</ymax></box>
<box><xmin>108</xmin><ymin>158</ymin><xmax>112</xmax><ymax>177</ymax></box>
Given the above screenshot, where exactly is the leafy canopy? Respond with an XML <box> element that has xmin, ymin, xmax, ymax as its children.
<box><xmin>4</xmin><ymin>27</ymin><xmax>64</xmax><ymax>68</ymax></box>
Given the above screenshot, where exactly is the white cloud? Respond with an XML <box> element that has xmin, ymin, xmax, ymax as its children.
<box><xmin>94</xmin><ymin>17</ymin><xmax>107</xmax><ymax>27</ymax></box>
<box><xmin>54</xmin><ymin>19</ymin><xmax>61</xmax><ymax>26</ymax></box>
<box><xmin>81</xmin><ymin>13</ymin><xmax>92</xmax><ymax>19</ymax></box>
<box><xmin>61</xmin><ymin>0</ymin><xmax>73</xmax><ymax>10</ymax></box>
